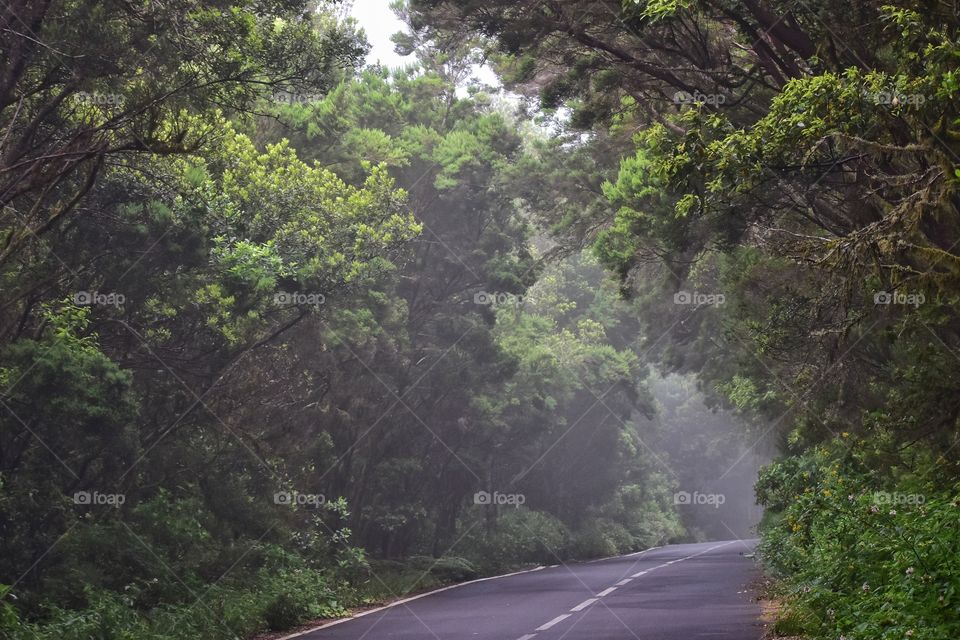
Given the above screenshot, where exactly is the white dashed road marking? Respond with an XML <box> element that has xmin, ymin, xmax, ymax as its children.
<box><xmin>525</xmin><ymin>542</ymin><xmax>738</xmax><ymax>639</ymax></box>
<box><xmin>570</xmin><ymin>598</ymin><xmax>597</xmax><ymax>612</ymax></box>
<box><xmin>536</xmin><ymin>614</ymin><xmax>572</xmax><ymax>631</ymax></box>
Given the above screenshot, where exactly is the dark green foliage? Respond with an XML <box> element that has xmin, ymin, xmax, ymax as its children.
<box><xmin>757</xmin><ymin>443</ymin><xmax>960</xmax><ymax>639</ymax></box>
<box><xmin>263</xmin><ymin>593</ymin><xmax>306</xmax><ymax>631</ymax></box>
<box><xmin>0</xmin><ymin>6</ymin><xmax>691</xmax><ymax>638</ymax></box>
<box><xmin>412</xmin><ymin>1</ymin><xmax>960</xmax><ymax>638</ymax></box>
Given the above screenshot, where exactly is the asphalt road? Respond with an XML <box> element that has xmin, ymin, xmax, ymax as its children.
<box><xmin>294</xmin><ymin>540</ymin><xmax>762</xmax><ymax>640</ymax></box>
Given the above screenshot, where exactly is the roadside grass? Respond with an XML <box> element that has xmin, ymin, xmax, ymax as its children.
<box><xmin>756</xmin><ymin>576</ymin><xmax>807</xmax><ymax>640</ymax></box>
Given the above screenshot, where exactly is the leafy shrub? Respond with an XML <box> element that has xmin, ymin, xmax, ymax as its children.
<box><xmin>460</xmin><ymin>509</ymin><xmax>571</xmax><ymax>573</ymax></box>
<box><xmin>263</xmin><ymin>592</ymin><xmax>304</xmax><ymax>631</ymax></box>
<box><xmin>757</xmin><ymin>441</ymin><xmax>960</xmax><ymax>640</ymax></box>
<box><xmin>568</xmin><ymin>519</ymin><xmax>633</xmax><ymax>559</ymax></box>
<box><xmin>0</xmin><ymin>483</ymin><xmax>384</xmax><ymax>640</ymax></box>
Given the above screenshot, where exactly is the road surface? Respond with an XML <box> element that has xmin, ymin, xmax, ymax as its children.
<box><xmin>295</xmin><ymin>540</ymin><xmax>762</xmax><ymax>640</ymax></box>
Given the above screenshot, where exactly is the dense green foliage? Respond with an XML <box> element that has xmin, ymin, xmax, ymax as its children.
<box><xmin>407</xmin><ymin>0</ymin><xmax>960</xmax><ymax>638</ymax></box>
<box><xmin>757</xmin><ymin>442</ymin><xmax>960</xmax><ymax>639</ymax></box>
<box><xmin>0</xmin><ymin>3</ymin><xmax>742</xmax><ymax>638</ymax></box>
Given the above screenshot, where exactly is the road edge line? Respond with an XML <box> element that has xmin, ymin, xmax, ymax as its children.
<box><xmin>274</xmin><ymin>564</ymin><xmax>548</xmax><ymax>640</ymax></box>
<box><xmin>586</xmin><ymin>544</ymin><xmax>663</xmax><ymax>563</ymax></box>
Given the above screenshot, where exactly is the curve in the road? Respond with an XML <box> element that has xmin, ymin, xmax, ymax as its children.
<box><xmin>285</xmin><ymin>540</ymin><xmax>762</xmax><ymax>640</ymax></box>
